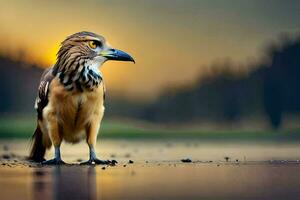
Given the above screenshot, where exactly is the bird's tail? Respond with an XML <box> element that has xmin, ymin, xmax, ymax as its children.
<box><xmin>29</xmin><ymin>123</ymin><xmax>46</xmax><ymax>162</ymax></box>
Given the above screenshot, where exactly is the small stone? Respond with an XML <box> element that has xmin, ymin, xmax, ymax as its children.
<box><xmin>224</xmin><ymin>157</ymin><xmax>230</xmax><ymax>162</ymax></box>
<box><xmin>128</xmin><ymin>160</ymin><xmax>134</xmax><ymax>164</ymax></box>
<box><xmin>123</xmin><ymin>165</ymin><xmax>127</xmax><ymax>167</ymax></box>
<box><xmin>102</xmin><ymin>167</ymin><xmax>106</xmax><ymax>170</ymax></box>
<box><xmin>181</xmin><ymin>158</ymin><xmax>192</xmax><ymax>163</ymax></box>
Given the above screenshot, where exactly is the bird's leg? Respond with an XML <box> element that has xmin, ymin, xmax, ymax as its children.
<box><xmin>42</xmin><ymin>114</ymin><xmax>65</xmax><ymax>165</ymax></box>
<box><xmin>80</xmin><ymin>120</ymin><xmax>113</xmax><ymax>165</ymax></box>
<box><xmin>88</xmin><ymin>144</ymin><xmax>111</xmax><ymax>165</ymax></box>
<box><xmin>42</xmin><ymin>146</ymin><xmax>65</xmax><ymax>165</ymax></box>
<box><xmin>80</xmin><ymin>144</ymin><xmax>111</xmax><ymax>165</ymax></box>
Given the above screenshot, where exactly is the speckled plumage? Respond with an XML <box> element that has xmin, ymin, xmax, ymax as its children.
<box><xmin>29</xmin><ymin>31</ymin><xmax>134</xmax><ymax>164</ymax></box>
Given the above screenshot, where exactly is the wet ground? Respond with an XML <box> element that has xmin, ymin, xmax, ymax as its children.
<box><xmin>1</xmin><ymin>139</ymin><xmax>300</xmax><ymax>200</ymax></box>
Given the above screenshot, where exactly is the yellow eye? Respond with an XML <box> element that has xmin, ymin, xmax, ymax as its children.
<box><xmin>88</xmin><ymin>41</ymin><xmax>97</xmax><ymax>49</ymax></box>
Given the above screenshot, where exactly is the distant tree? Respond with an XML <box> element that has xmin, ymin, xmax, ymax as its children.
<box><xmin>263</xmin><ymin>35</ymin><xmax>300</xmax><ymax>128</ymax></box>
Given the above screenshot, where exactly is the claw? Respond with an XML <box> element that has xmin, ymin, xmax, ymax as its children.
<box><xmin>110</xmin><ymin>159</ymin><xmax>118</xmax><ymax>165</ymax></box>
<box><xmin>42</xmin><ymin>158</ymin><xmax>66</xmax><ymax>165</ymax></box>
<box><xmin>94</xmin><ymin>159</ymin><xmax>111</xmax><ymax>165</ymax></box>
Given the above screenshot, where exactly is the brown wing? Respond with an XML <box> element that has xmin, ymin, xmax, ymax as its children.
<box><xmin>34</xmin><ymin>68</ymin><xmax>55</xmax><ymax>120</ymax></box>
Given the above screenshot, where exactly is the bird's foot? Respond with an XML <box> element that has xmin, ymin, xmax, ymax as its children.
<box><xmin>80</xmin><ymin>158</ymin><xmax>117</xmax><ymax>165</ymax></box>
<box><xmin>42</xmin><ymin>158</ymin><xmax>66</xmax><ymax>165</ymax></box>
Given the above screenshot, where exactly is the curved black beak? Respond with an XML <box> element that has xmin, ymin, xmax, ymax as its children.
<box><xmin>100</xmin><ymin>49</ymin><xmax>135</xmax><ymax>63</ymax></box>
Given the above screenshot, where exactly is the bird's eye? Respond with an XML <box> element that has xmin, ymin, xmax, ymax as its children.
<box><xmin>88</xmin><ymin>40</ymin><xmax>102</xmax><ymax>49</ymax></box>
<box><xmin>88</xmin><ymin>41</ymin><xmax>97</xmax><ymax>49</ymax></box>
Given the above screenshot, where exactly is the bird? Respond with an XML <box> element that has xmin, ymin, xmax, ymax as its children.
<box><xmin>29</xmin><ymin>31</ymin><xmax>134</xmax><ymax>165</ymax></box>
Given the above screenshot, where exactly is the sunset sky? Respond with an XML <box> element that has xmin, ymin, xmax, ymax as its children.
<box><xmin>0</xmin><ymin>0</ymin><xmax>299</xmax><ymax>99</ymax></box>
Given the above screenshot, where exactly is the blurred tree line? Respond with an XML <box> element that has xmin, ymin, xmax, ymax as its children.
<box><xmin>0</xmin><ymin>35</ymin><xmax>299</xmax><ymax>129</ymax></box>
<box><xmin>0</xmin><ymin>55</ymin><xmax>41</xmax><ymax>114</ymax></box>
<box><xmin>140</xmin><ymin>35</ymin><xmax>300</xmax><ymax>129</ymax></box>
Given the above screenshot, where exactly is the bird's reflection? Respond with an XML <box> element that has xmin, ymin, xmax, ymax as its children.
<box><xmin>32</xmin><ymin>166</ymin><xmax>97</xmax><ymax>200</ymax></box>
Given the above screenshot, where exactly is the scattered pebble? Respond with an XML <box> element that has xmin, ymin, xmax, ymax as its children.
<box><xmin>123</xmin><ymin>165</ymin><xmax>127</xmax><ymax>167</ymax></box>
<box><xmin>128</xmin><ymin>160</ymin><xmax>134</xmax><ymax>164</ymax></box>
<box><xmin>181</xmin><ymin>158</ymin><xmax>192</xmax><ymax>163</ymax></box>
<box><xmin>224</xmin><ymin>157</ymin><xmax>230</xmax><ymax>162</ymax></box>
<box><xmin>102</xmin><ymin>167</ymin><xmax>106</xmax><ymax>170</ymax></box>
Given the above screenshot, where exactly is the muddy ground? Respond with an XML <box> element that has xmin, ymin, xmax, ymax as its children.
<box><xmin>1</xmin><ymin>139</ymin><xmax>300</xmax><ymax>200</ymax></box>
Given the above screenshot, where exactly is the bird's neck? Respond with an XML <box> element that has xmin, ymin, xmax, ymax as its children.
<box><xmin>56</xmin><ymin>62</ymin><xmax>103</xmax><ymax>92</ymax></box>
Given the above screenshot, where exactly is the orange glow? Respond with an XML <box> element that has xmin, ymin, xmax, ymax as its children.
<box><xmin>43</xmin><ymin>43</ymin><xmax>60</xmax><ymax>67</ymax></box>
<box><xmin>0</xmin><ymin>1</ymin><xmax>299</xmax><ymax>99</ymax></box>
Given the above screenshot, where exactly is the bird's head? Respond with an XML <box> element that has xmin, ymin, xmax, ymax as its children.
<box><xmin>53</xmin><ymin>31</ymin><xmax>134</xmax><ymax>75</ymax></box>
